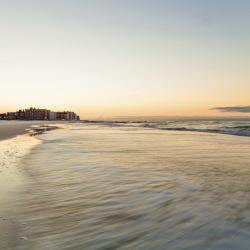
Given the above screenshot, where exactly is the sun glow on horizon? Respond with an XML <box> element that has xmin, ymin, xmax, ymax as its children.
<box><xmin>0</xmin><ymin>0</ymin><xmax>250</xmax><ymax>118</ymax></box>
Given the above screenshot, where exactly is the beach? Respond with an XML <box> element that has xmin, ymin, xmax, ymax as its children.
<box><xmin>0</xmin><ymin>121</ymin><xmax>61</xmax><ymax>249</ymax></box>
<box><xmin>1</xmin><ymin>0</ymin><xmax>249</xmax><ymax>248</ymax></box>
<box><xmin>1</xmin><ymin>120</ymin><xmax>250</xmax><ymax>249</ymax></box>
<box><xmin>0</xmin><ymin>121</ymin><xmax>60</xmax><ymax>141</ymax></box>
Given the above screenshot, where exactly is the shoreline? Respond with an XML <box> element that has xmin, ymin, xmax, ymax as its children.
<box><xmin>0</xmin><ymin>124</ymin><xmax>61</xmax><ymax>247</ymax></box>
<box><xmin>0</xmin><ymin>134</ymin><xmax>42</xmax><ymax>248</ymax></box>
<box><xmin>0</xmin><ymin>120</ymin><xmax>61</xmax><ymax>141</ymax></box>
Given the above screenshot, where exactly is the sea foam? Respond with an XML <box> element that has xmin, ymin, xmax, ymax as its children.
<box><xmin>0</xmin><ymin>134</ymin><xmax>41</xmax><ymax>199</ymax></box>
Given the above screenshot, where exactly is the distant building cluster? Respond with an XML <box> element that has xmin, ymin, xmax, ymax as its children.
<box><xmin>0</xmin><ymin>107</ymin><xmax>80</xmax><ymax>121</ymax></box>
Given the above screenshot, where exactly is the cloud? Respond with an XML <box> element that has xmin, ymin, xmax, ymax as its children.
<box><xmin>211</xmin><ymin>106</ymin><xmax>250</xmax><ymax>113</ymax></box>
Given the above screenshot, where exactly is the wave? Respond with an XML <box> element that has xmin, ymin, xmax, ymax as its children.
<box><xmin>0</xmin><ymin>135</ymin><xmax>41</xmax><ymax>198</ymax></box>
<box><xmin>83</xmin><ymin>120</ymin><xmax>250</xmax><ymax>137</ymax></box>
<box><xmin>141</xmin><ymin>124</ymin><xmax>250</xmax><ymax>137</ymax></box>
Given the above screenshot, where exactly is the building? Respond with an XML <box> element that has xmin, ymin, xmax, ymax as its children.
<box><xmin>25</xmin><ymin>108</ymin><xmax>50</xmax><ymax>120</ymax></box>
<box><xmin>16</xmin><ymin>110</ymin><xmax>25</xmax><ymax>120</ymax></box>
<box><xmin>68</xmin><ymin>111</ymin><xmax>78</xmax><ymax>121</ymax></box>
<box><xmin>48</xmin><ymin>111</ymin><xmax>57</xmax><ymax>120</ymax></box>
<box><xmin>0</xmin><ymin>108</ymin><xmax>80</xmax><ymax>121</ymax></box>
<box><xmin>0</xmin><ymin>113</ymin><xmax>6</xmax><ymax>120</ymax></box>
<box><xmin>56</xmin><ymin>111</ymin><xmax>79</xmax><ymax>121</ymax></box>
<box><xmin>6</xmin><ymin>112</ymin><xmax>16</xmax><ymax>120</ymax></box>
<box><xmin>56</xmin><ymin>111</ymin><xmax>67</xmax><ymax>120</ymax></box>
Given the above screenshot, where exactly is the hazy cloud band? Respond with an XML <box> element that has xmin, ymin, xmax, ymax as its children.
<box><xmin>212</xmin><ymin>106</ymin><xmax>250</xmax><ymax>113</ymax></box>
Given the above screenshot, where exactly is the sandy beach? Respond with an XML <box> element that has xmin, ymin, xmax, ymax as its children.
<box><xmin>1</xmin><ymin>120</ymin><xmax>250</xmax><ymax>249</ymax></box>
<box><xmin>0</xmin><ymin>120</ymin><xmax>61</xmax><ymax>141</ymax></box>
<box><xmin>0</xmin><ymin>132</ymin><xmax>41</xmax><ymax>248</ymax></box>
<box><xmin>3</xmin><ymin>122</ymin><xmax>250</xmax><ymax>249</ymax></box>
<box><xmin>0</xmin><ymin>121</ymin><xmax>44</xmax><ymax>141</ymax></box>
<box><xmin>0</xmin><ymin>120</ymin><xmax>62</xmax><ymax>248</ymax></box>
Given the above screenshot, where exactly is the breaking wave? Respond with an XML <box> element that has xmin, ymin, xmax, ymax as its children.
<box><xmin>83</xmin><ymin>119</ymin><xmax>250</xmax><ymax>137</ymax></box>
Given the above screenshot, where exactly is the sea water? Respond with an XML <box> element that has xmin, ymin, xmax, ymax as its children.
<box><xmin>2</xmin><ymin>120</ymin><xmax>250</xmax><ymax>250</ymax></box>
<box><xmin>0</xmin><ymin>134</ymin><xmax>41</xmax><ymax>249</ymax></box>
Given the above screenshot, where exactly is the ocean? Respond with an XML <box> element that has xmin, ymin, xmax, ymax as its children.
<box><xmin>1</xmin><ymin>118</ymin><xmax>250</xmax><ymax>250</ymax></box>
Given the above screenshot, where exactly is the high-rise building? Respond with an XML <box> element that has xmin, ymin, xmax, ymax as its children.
<box><xmin>25</xmin><ymin>108</ymin><xmax>50</xmax><ymax>120</ymax></box>
<box><xmin>0</xmin><ymin>108</ymin><xmax>80</xmax><ymax>120</ymax></box>
<box><xmin>6</xmin><ymin>112</ymin><xmax>16</xmax><ymax>120</ymax></box>
<box><xmin>48</xmin><ymin>111</ymin><xmax>57</xmax><ymax>120</ymax></box>
<box><xmin>16</xmin><ymin>110</ymin><xmax>25</xmax><ymax>120</ymax></box>
<box><xmin>0</xmin><ymin>113</ymin><xmax>6</xmax><ymax>120</ymax></box>
<box><xmin>56</xmin><ymin>111</ymin><xmax>79</xmax><ymax>121</ymax></box>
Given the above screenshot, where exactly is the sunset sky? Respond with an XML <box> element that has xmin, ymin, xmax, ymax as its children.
<box><xmin>0</xmin><ymin>0</ymin><xmax>249</xmax><ymax>118</ymax></box>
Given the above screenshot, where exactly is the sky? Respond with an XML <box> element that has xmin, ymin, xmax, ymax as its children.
<box><xmin>0</xmin><ymin>0</ymin><xmax>249</xmax><ymax>118</ymax></box>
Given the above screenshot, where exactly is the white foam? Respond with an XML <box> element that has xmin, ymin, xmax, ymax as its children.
<box><xmin>0</xmin><ymin>134</ymin><xmax>41</xmax><ymax>202</ymax></box>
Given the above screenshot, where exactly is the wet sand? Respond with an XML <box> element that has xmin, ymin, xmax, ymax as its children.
<box><xmin>0</xmin><ymin>121</ymin><xmax>59</xmax><ymax>141</ymax></box>
<box><xmin>9</xmin><ymin>124</ymin><xmax>250</xmax><ymax>249</ymax></box>
<box><xmin>0</xmin><ymin>134</ymin><xmax>42</xmax><ymax>249</ymax></box>
<box><xmin>0</xmin><ymin>121</ymin><xmax>62</xmax><ymax>248</ymax></box>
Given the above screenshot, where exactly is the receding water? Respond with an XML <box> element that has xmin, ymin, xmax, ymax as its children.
<box><xmin>2</xmin><ymin>122</ymin><xmax>250</xmax><ymax>249</ymax></box>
